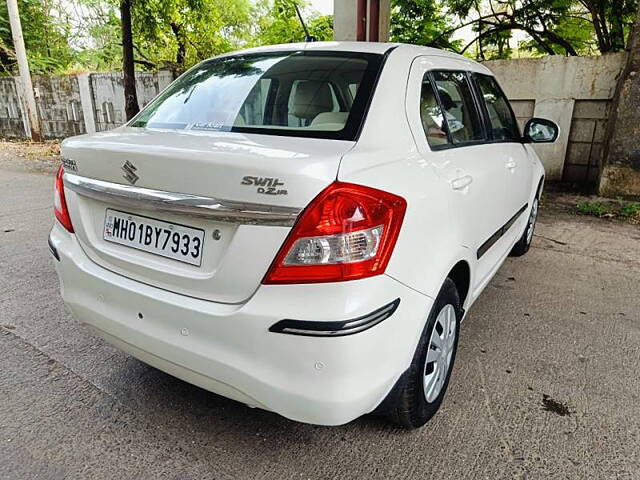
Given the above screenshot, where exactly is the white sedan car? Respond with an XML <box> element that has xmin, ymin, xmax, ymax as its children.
<box><xmin>50</xmin><ymin>42</ymin><xmax>558</xmax><ymax>428</ymax></box>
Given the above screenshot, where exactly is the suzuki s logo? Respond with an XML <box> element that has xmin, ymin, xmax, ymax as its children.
<box><xmin>122</xmin><ymin>161</ymin><xmax>139</xmax><ymax>185</ymax></box>
<box><xmin>241</xmin><ymin>175</ymin><xmax>288</xmax><ymax>196</ymax></box>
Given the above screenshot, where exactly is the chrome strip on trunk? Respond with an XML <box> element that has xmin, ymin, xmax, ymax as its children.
<box><xmin>63</xmin><ymin>172</ymin><xmax>302</xmax><ymax>226</ymax></box>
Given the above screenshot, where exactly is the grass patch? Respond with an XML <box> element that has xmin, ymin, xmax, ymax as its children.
<box><xmin>620</xmin><ymin>203</ymin><xmax>640</xmax><ymax>219</ymax></box>
<box><xmin>576</xmin><ymin>200</ymin><xmax>640</xmax><ymax>224</ymax></box>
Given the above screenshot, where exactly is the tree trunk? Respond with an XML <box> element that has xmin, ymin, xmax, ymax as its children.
<box><xmin>599</xmin><ymin>6</ymin><xmax>640</xmax><ymax>197</ymax></box>
<box><xmin>610</xmin><ymin>0</ymin><xmax>626</xmax><ymax>51</ymax></box>
<box><xmin>120</xmin><ymin>0</ymin><xmax>139</xmax><ymax>121</ymax></box>
<box><xmin>580</xmin><ymin>1</ymin><xmax>609</xmax><ymax>52</ymax></box>
<box><xmin>170</xmin><ymin>22</ymin><xmax>186</xmax><ymax>68</ymax></box>
<box><xmin>598</xmin><ymin>1</ymin><xmax>612</xmax><ymax>51</ymax></box>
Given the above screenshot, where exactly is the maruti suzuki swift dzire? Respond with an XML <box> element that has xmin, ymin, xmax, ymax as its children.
<box><xmin>50</xmin><ymin>42</ymin><xmax>558</xmax><ymax>428</ymax></box>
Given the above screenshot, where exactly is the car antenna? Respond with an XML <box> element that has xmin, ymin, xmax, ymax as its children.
<box><xmin>292</xmin><ymin>2</ymin><xmax>316</xmax><ymax>42</ymax></box>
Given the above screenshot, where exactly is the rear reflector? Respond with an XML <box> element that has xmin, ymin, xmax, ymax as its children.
<box><xmin>54</xmin><ymin>166</ymin><xmax>74</xmax><ymax>233</ymax></box>
<box><xmin>263</xmin><ymin>182</ymin><xmax>406</xmax><ymax>284</ymax></box>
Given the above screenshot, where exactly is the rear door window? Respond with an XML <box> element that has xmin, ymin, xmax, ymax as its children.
<box><xmin>431</xmin><ymin>71</ymin><xmax>486</xmax><ymax>146</ymax></box>
<box><xmin>475</xmin><ymin>74</ymin><xmax>520</xmax><ymax>141</ymax></box>
<box><xmin>419</xmin><ymin>75</ymin><xmax>450</xmax><ymax>148</ymax></box>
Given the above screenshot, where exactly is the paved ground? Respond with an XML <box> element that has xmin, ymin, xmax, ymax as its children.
<box><xmin>1</xmin><ymin>153</ymin><xmax>639</xmax><ymax>480</ymax></box>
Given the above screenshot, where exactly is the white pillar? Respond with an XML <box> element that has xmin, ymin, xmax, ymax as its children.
<box><xmin>77</xmin><ymin>73</ymin><xmax>96</xmax><ymax>134</ymax></box>
<box><xmin>378</xmin><ymin>0</ymin><xmax>391</xmax><ymax>42</ymax></box>
<box><xmin>334</xmin><ymin>0</ymin><xmax>390</xmax><ymax>42</ymax></box>
<box><xmin>6</xmin><ymin>0</ymin><xmax>42</xmax><ymax>141</ymax></box>
<box><xmin>334</xmin><ymin>0</ymin><xmax>359</xmax><ymax>41</ymax></box>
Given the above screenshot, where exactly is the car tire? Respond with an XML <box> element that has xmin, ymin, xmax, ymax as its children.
<box><xmin>383</xmin><ymin>278</ymin><xmax>461</xmax><ymax>429</ymax></box>
<box><xmin>510</xmin><ymin>195</ymin><xmax>539</xmax><ymax>257</ymax></box>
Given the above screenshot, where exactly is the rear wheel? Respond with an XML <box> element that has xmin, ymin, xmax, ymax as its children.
<box><xmin>510</xmin><ymin>196</ymin><xmax>539</xmax><ymax>257</ymax></box>
<box><xmin>384</xmin><ymin>278</ymin><xmax>461</xmax><ymax>429</ymax></box>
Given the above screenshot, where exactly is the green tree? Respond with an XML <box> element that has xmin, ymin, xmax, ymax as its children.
<box><xmin>390</xmin><ymin>0</ymin><xmax>461</xmax><ymax>50</ymax></box>
<box><xmin>251</xmin><ymin>0</ymin><xmax>333</xmax><ymax>46</ymax></box>
<box><xmin>0</xmin><ymin>0</ymin><xmax>75</xmax><ymax>74</ymax></box>
<box><xmin>457</xmin><ymin>0</ymin><xmax>638</xmax><ymax>57</ymax></box>
<box><xmin>446</xmin><ymin>0</ymin><xmax>583</xmax><ymax>56</ymax></box>
<box><xmin>0</xmin><ymin>0</ymin><xmax>334</xmax><ymax>75</ymax></box>
<box><xmin>582</xmin><ymin>0</ymin><xmax>639</xmax><ymax>52</ymax></box>
<box><xmin>391</xmin><ymin>0</ymin><xmax>638</xmax><ymax>59</ymax></box>
<box><xmin>70</xmin><ymin>0</ymin><xmax>123</xmax><ymax>71</ymax></box>
<box><xmin>132</xmin><ymin>0</ymin><xmax>252</xmax><ymax>72</ymax></box>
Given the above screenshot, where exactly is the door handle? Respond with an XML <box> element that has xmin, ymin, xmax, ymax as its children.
<box><xmin>505</xmin><ymin>160</ymin><xmax>517</xmax><ymax>169</ymax></box>
<box><xmin>451</xmin><ymin>175</ymin><xmax>473</xmax><ymax>190</ymax></box>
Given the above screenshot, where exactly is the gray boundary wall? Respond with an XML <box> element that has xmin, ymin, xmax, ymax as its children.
<box><xmin>0</xmin><ymin>71</ymin><xmax>173</xmax><ymax>140</ymax></box>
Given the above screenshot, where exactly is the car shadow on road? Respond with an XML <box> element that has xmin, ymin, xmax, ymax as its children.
<box><xmin>114</xmin><ymin>356</ymin><xmax>411</xmax><ymax>435</ymax></box>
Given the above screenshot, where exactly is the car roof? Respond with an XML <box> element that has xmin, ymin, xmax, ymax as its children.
<box><xmin>225</xmin><ymin>41</ymin><xmax>398</xmax><ymax>56</ymax></box>
<box><xmin>218</xmin><ymin>41</ymin><xmax>491</xmax><ymax>74</ymax></box>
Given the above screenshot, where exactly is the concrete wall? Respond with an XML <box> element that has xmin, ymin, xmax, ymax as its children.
<box><xmin>0</xmin><ymin>77</ymin><xmax>27</xmax><ymax>138</ymax></box>
<box><xmin>485</xmin><ymin>54</ymin><xmax>627</xmax><ymax>181</ymax></box>
<box><xmin>91</xmin><ymin>71</ymin><xmax>173</xmax><ymax>132</ymax></box>
<box><xmin>34</xmin><ymin>75</ymin><xmax>85</xmax><ymax>138</ymax></box>
<box><xmin>0</xmin><ymin>71</ymin><xmax>173</xmax><ymax>140</ymax></box>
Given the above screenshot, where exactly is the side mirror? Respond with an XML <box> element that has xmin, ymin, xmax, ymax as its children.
<box><xmin>524</xmin><ymin>118</ymin><xmax>559</xmax><ymax>143</ymax></box>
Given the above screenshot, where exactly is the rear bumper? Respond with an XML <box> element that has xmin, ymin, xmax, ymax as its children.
<box><xmin>50</xmin><ymin>224</ymin><xmax>432</xmax><ymax>425</ymax></box>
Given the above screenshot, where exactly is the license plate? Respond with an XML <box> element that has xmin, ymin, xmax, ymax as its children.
<box><xmin>103</xmin><ymin>209</ymin><xmax>205</xmax><ymax>266</ymax></box>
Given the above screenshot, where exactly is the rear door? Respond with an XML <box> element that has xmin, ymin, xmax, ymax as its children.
<box><xmin>473</xmin><ymin>73</ymin><xmax>533</xmax><ymax>242</ymax></box>
<box><xmin>406</xmin><ymin>57</ymin><xmax>510</xmax><ymax>288</ymax></box>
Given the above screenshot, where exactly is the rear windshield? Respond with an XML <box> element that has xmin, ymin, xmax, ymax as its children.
<box><xmin>130</xmin><ymin>51</ymin><xmax>384</xmax><ymax>141</ymax></box>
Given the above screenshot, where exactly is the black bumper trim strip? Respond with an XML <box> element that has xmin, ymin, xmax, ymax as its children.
<box><xmin>48</xmin><ymin>235</ymin><xmax>60</xmax><ymax>261</ymax></box>
<box><xmin>269</xmin><ymin>298</ymin><xmax>401</xmax><ymax>337</ymax></box>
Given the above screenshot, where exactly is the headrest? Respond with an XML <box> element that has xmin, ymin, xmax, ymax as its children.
<box><xmin>311</xmin><ymin>112</ymin><xmax>349</xmax><ymax>126</ymax></box>
<box><xmin>292</xmin><ymin>81</ymin><xmax>333</xmax><ymax>120</ymax></box>
<box><xmin>438</xmin><ymin>89</ymin><xmax>455</xmax><ymax>111</ymax></box>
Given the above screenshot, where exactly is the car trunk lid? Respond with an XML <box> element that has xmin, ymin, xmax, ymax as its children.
<box><xmin>61</xmin><ymin>127</ymin><xmax>353</xmax><ymax>303</ymax></box>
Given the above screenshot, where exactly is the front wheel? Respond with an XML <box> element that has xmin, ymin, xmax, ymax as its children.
<box><xmin>510</xmin><ymin>196</ymin><xmax>539</xmax><ymax>257</ymax></box>
<box><xmin>384</xmin><ymin>278</ymin><xmax>461</xmax><ymax>429</ymax></box>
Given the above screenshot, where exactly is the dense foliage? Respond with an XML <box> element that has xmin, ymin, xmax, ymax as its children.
<box><xmin>0</xmin><ymin>0</ymin><xmax>331</xmax><ymax>74</ymax></box>
<box><xmin>391</xmin><ymin>0</ymin><xmax>639</xmax><ymax>59</ymax></box>
<box><xmin>391</xmin><ymin>0</ymin><xmax>462</xmax><ymax>50</ymax></box>
<box><xmin>251</xmin><ymin>0</ymin><xmax>332</xmax><ymax>46</ymax></box>
<box><xmin>131</xmin><ymin>0</ymin><xmax>252</xmax><ymax>71</ymax></box>
<box><xmin>0</xmin><ymin>0</ymin><xmax>75</xmax><ymax>73</ymax></box>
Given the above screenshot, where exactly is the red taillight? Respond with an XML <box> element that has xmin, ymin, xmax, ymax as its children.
<box><xmin>54</xmin><ymin>166</ymin><xmax>74</xmax><ymax>233</ymax></box>
<box><xmin>263</xmin><ymin>182</ymin><xmax>406</xmax><ymax>284</ymax></box>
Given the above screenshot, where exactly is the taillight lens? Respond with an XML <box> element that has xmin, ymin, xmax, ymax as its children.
<box><xmin>263</xmin><ymin>182</ymin><xmax>406</xmax><ymax>284</ymax></box>
<box><xmin>54</xmin><ymin>166</ymin><xmax>74</xmax><ymax>233</ymax></box>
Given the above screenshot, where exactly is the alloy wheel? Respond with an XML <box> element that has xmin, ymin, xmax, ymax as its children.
<box><xmin>423</xmin><ymin>304</ymin><xmax>456</xmax><ymax>403</ymax></box>
<box><xmin>526</xmin><ymin>198</ymin><xmax>539</xmax><ymax>245</ymax></box>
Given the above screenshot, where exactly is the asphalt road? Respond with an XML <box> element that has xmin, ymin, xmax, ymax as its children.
<box><xmin>1</xmin><ymin>155</ymin><xmax>639</xmax><ymax>479</ymax></box>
